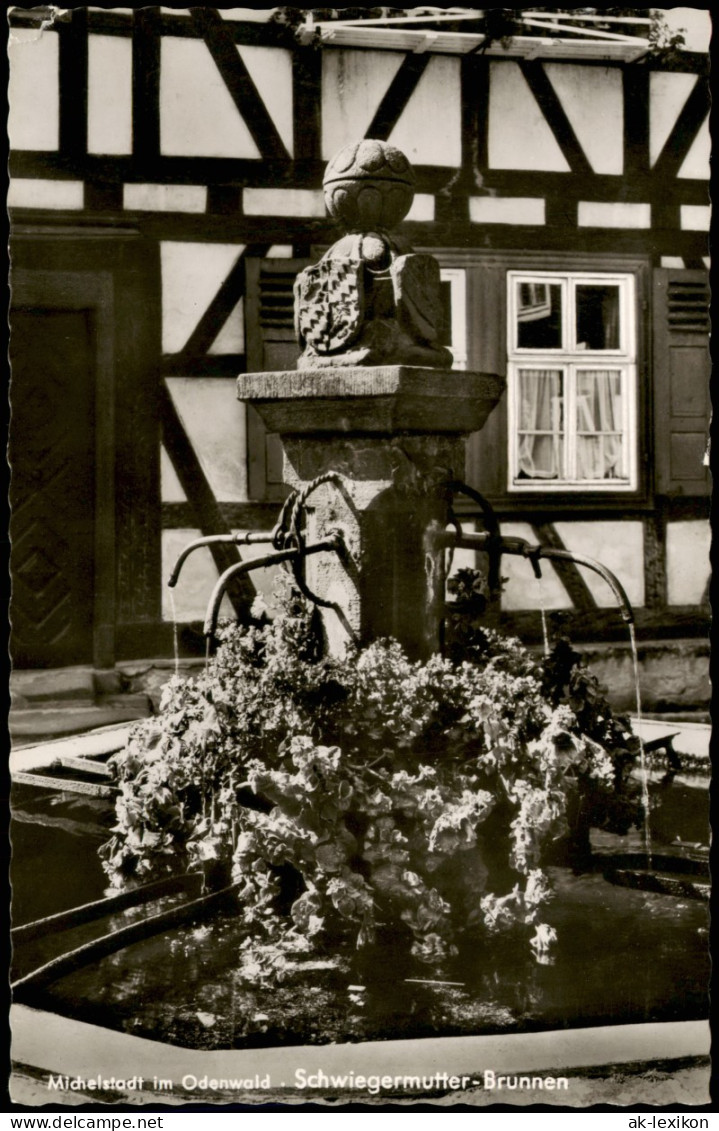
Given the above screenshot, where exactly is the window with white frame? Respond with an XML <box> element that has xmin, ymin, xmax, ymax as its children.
<box><xmin>439</xmin><ymin>268</ymin><xmax>467</xmax><ymax>370</ymax></box>
<box><xmin>507</xmin><ymin>271</ymin><xmax>637</xmax><ymax>491</ymax></box>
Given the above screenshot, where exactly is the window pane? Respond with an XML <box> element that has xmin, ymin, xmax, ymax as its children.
<box><xmin>517</xmin><ymin>368</ymin><xmax>564</xmax><ymax>479</ymax></box>
<box><xmin>575</xmin><ymin>284</ymin><xmax>620</xmax><ymax>350</ymax></box>
<box><xmin>516</xmin><ymin>282</ymin><xmax>562</xmax><ymax>349</ymax></box>
<box><xmin>576</xmin><ymin>369</ymin><xmax>624</xmax><ymax>480</ymax></box>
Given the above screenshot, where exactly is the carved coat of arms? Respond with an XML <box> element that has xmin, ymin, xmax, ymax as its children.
<box><xmin>391</xmin><ymin>254</ymin><xmax>442</xmax><ymax>344</ymax></box>
<box><xmin>295</xmin><ymin>259</ymin><xmax>364</xmax><ymax>354</ymax></box>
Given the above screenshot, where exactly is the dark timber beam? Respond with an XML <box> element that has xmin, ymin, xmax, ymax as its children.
<box><xmin>643</xmin><ymin>513</ymin><xmax>668</xmax><ymax>610</ymax></box>
<box><xmin>519</xmin><ymin>60</ymin><xmax>593</xmax><ymax>178</ymax></box>
<box><xmin>651</xmin><ymin>74</ymin><xmax>710</xmax><ymax>181</ymax></box>
<box><xmin>461</xmin><ymin>54</ymin><xmax>489</xmax><ymax>186</ymax></box>
<box><xmin>623</xmin><ymin>65</ymin><xmax>650</xmax><ymax>180</ymax></box>
<box><xmin>365</xmin><ymin>53</ymin><xmax>431</xmax><ymax>141</ymax></box>
<box><xmin>293</xmin><ymin>46</ymin><xmax>322</xmax><ymax>164</ymax></box>
<box><xmin>171</xmin><ymin>241</ymin><xmax>269</xmax><ymax>363</ymax></box>
<box><xmin>8</xmin><ymin>150</ymin><xmax>710</xmax><ymax>206</ymax></box>
<box><xmin>132</xmin><ymin>8</ymin><xmax>161</xmax><ymax>175</ymax></box>
<box><xmin>58</xmin><ymin>8</ymin><xmax>88</xmax><ymax>163</ymax></box>
<box><xmin>161</xmin><ymin>355</ymin><xmax>247</xmax><ymax>378</ymax></box>
<box><xmin>159</xmin><ymin>383</ymin><xmax>256</xmax><ymax>617</ymax></box>
<box><xmin>189</xmin><ymin>7</ymin><xmax>292</xmax><ymax>163</ymax></box>
<box><xmin>530</xmin><ymin>523</ymin><xmax>597</xmax><ymax>612</ymax></box>
<box><xmin>163</xmin><ymin>502</ymin><xmax>278</xmax><ymax>531</ymax></box>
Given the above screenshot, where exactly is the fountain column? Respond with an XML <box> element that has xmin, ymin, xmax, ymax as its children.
<box><xmin>238</xmin><ymin>140</ymin><xmax>504</xmax><ymax>659</ymax></box>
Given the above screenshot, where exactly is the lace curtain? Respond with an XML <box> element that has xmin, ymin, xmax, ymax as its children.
<box><xmin>518</xmin><ymin>368</ymin><xmax>623</xmax><ymax>480</ymax></box>
<box><xmin>576</xmin><ymin>369</ymin><xmax>623</xmax><ymax>479</ymax></box>
<box><xmin>517</xmin><ymin>369</ymin><xmax>563</xmax><ymax>479</ymax></box>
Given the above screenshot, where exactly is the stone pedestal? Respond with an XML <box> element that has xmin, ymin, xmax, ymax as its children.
<box><xmin>237</xmin><ymin>367</ymin><xmax>504</xmax><ymax>659</ymax></box>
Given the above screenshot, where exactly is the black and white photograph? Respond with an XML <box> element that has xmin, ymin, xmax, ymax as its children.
<box><xmin>6</xmin><ymin>5</ymin><xmax>712</xmax><ymax>1114</ymax></box>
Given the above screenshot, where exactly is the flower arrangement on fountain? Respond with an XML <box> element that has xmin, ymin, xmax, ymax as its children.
<box><xmin>101</xmin><ymin>578</ymin><xmax>643</xmax><ymax>970</ymax></box>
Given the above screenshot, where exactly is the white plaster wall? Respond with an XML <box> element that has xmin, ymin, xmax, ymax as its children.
<box><xmin>489</xmin><ymin>63</ymin><xmax>569</xmax><ymax>172</ymax></box>
<box><xmin>553</xmin><ymin>521</ymin><xmax>645</xmax><ymax>608</ymax></box>
<box><xmin>218</xmin><ymin>9</ymin><xmax>276</xmax><ymax>21</ymax></box>
<box><xmin>649</xmin><ymin>72</ymin><xmax>697</xmax><ymax>166</ymax></box>
<box><xmin>161</xmin><ymin>446</ymin><xmax>187</xmax><ymax>504</ymax></box>
<box><xmin>162</xmin><ymin>529</ymin><xmax>233</xmax><ymax>622</ymax></box>
<box><xmin>240</xmin><ymin>44</ymin><xmax>294</xmax><ymax>157</ymax></box>
<box><xmin>322</xmin><ymin>50</ymin><xmax>405</xmax><ymax>159</ymax></box>
<box><xmin>405</xmin><ymin>194</ymin><xmax>435</xmax><ymax>221</ymax></box>
<box><xmin>8</xmin><ymin>28</ymin><xmax>59</xmax><ymax>151</ymax></box>
<box><xmin>161</xmin><ymin>242</ymin><xmax>245</xmax><ymax>355</ymax></box>
<box><xmin>166</xmin><ymin>378</ymin><xmax>249</xmax><ymax>502</ymax></box>
<box><xmin>387</xmin><ymin>56</ymin><xmax>461</xmax><ymax>168</ymax></box>
<box><xmin>124</xmin><ymin>184</ymin><xmax>207</xmax><ymax>213</ymax></box>
<box><xmin>244</xmin><ymin>188</ymin><xmax>325</xmax><ymax>217</ymax></box>
<box><xmin>88</xmin><ymin>34</ymin><xmax>132</xmax><ymax>155</ymax></box>
<box><xmin>578</xmin><ymin>201</ymin><xmax>650</xmax><ymax>229</ymax></box>
<box><xmin>678</xmin><ymin>117</ymin><xmax>710</xmax><ymax>179</ymax></box>
<box><xmin>469</xmin><ymin>197</ymin><xmax>545</xmax><ymax>225</ymax></box>
<box><xmin>544</xmin><ymin>64</ymin><xmax>623</xmax><ymax>175</ymax></box>
<box><xmin>498</xmin><ymin>523</ymin><xmax>570</xmax><ymax>611</ymax></box>
<box><xmin>160</xmin><ymin>40</ymin><xmax>293</xmax><ymax>158</ymax></box>
<box><xmin>7</xmin><ymin>179</ymin><xmax>84</xmax><ymax>210</ymax></box>
<box><xmin>322</xmin><ymin>51</ymin><xmax>461</xmax><ymax>168</ymax></box>
<box><xmin>161</xmin><ymin>38</ymin><xmax>258</xmax><ymax>157</ymax></box>
<box><xmin>208</xmin><ymin>297</ymin><xmax>245</xmax><ymax>355</ymax></box>
<box><xmin>162</xmin><ymin>529</ymin><xmax>282</xmax><ymax>622</ymax></box>
<box><xmin>666</xmin><ymin>520</ymin><xmax>710</xmax><ymax>606</ymax></box>
<box><xmin>680</xmin><ymin>205</ymin><xmax>711</xmax><ymax>231</ymax></box>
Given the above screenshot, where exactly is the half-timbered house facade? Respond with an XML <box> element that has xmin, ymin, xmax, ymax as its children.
<box><xmin>7</xmin><ymin>7</ymin><xmax>711</xmax><ymax>707</ymax></box>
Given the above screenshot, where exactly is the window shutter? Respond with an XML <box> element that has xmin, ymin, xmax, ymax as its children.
<box><xmin>464</xmin><ymin>265</ymin><xmax>508</xmax><ymax>499</ymax></box>
<box><xmin>244</xmin><ymin>258</ymin><xmax>310</xmax><ymax>501</ymax></box>
<box><xmin>652</xmin><ymin>268</ymin><xmax>711</xmax><ymax>497</ymax></box>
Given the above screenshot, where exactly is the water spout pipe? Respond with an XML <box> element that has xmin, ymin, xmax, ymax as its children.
<box><xmin>446</xmin><ymin>531</ymin><xmax>635</xmax><ymax>624</ymax></box>
<box><xmin>168</xmin><ymin>532</ymin><xmax>275</xmax><ymax>589</ymax></box>
<box><xmin>203</xmin><ymin>533</ymin><xmax>344</xmax><ymax>640</ymax></box>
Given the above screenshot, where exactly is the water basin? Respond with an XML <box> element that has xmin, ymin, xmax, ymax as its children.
<box><xmin>11</xmin><ymin>771</ymin><xmax>710</xmax><ymax>1052</ymax></box>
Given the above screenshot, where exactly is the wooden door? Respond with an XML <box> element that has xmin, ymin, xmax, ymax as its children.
<box><xmin>9</xmin><ymin>307</ymin><xmax>97</xmax><ymax>667</ymax></box>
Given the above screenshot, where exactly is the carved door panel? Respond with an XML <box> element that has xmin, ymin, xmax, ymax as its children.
<box><xmin>9</xmin><ymin>308</ymin><xmax>96</xmax><ymax>667</ymax></box>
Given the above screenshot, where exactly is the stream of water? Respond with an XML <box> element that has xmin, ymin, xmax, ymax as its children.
<box><xmin>628</xmin><ymin>621</ymin><xmax>653</xmax><ymax>868</ymax></box>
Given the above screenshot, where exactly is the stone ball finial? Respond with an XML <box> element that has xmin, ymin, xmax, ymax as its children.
<box><xmin>323</xmin><ymin>139</ymin><xmax>415</xmax><ymax>231</ymax></box>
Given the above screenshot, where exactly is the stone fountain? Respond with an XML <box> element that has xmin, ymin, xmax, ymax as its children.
<box><xmin>237</xmin><ymin>139</ymin><xmax>504</xmax><ymax>660</ymax></box>
<box><xmin>9</xmin><ymin>141</ymin><xmax>708</xmax><ymax>1108</ymax></box>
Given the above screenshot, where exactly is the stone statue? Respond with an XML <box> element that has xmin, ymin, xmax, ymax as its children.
<box><xmin>295</xmin><ymin>139</ymin><xmax>453</xmax><ymax>370</ymax></box>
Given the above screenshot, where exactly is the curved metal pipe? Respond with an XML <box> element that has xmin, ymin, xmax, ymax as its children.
<box><xmin>203</xmin><ymin>535</ymin><xmax>343</xmax><ymax>639</ymax></box>
<box><xmin>447</xmin><ymin>530</ymin><xmax>635</xmax><ymax>624</ymax></box>
<box><xmin>168</xmin><ymin>532</ymin><xmax>275</xmax><ymax>589</ymax></box>
<box><xmin>445</xmin><ymin>479</ymin><xmax>499</xmax><ymax>534</ymax></box>
<box><xmin>538</xmin><ymin>546</ymin><xmax>634</xmax><ymax>624</ymax></box>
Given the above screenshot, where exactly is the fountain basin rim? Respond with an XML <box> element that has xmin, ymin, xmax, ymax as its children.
<box><xmin>10</xmin><ymin>1005</ymin><xmax>709</xmax><ymax>1101</ymax></box>
<box><xmin>237</xmin><ymin>366</ymin><xmax>505</xmax><ymax>437</ymax></box>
